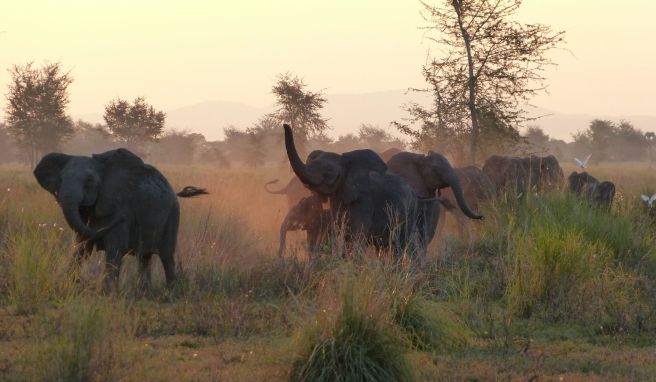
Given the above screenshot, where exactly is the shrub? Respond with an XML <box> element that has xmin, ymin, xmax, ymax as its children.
<box><xmin>482</xmin><ymin>193</ymin><xmax>656</xmax><ymax>330</ymax></box>
<box><xmin>394</xmin><ymin>294</ymin><xmax>472</xmax><ymax>353</ymax></box>
<box><xmin>289</xmin><ymin>267</ymin><xmax>413</xmax><ymax>382</ymax></box>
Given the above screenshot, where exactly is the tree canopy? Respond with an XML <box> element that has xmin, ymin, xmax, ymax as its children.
<box><xmin>269</xmin><ymin>73</ymin><xmax>329</xmax><ymax>142</ymax></box>
<box><xmin>397</xmin><ymin>0</ymin><xmax>565</xmax><ymax>164</ymax></box>
<box><xmin>104</xmin><ymin>96</ymin><xmax>165</xmax><ymax>155</ymax></box>
<box><xmin>4</xmin><ymin>62</ymin><xmax>74</xmax><ymax>165</ymax></box>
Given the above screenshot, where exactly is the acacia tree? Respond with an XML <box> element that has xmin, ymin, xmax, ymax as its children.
<box><xmin>4</xmin><ymin>62</ymin><xmax>74</xmax><ymax>165</ymax></box>
<box><xmin>103</xmin><ymin>96</ymin><xmax>165</xmax><ymax>155</ymax></box>
<box><xmin>399</xmin><ymin>0</ymin><xmax>565</xmax><ymax>163</ymax></box>
<box><xmin>269</xmin><ymin>73</ymin><xmax>329</xmax><ymax>143</ymax></box>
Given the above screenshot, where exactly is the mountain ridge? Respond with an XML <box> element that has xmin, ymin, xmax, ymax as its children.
<box><xmin>72</xmin><ymin>90</ymin><xmax>656</xmax><ymax>142</ymax></box>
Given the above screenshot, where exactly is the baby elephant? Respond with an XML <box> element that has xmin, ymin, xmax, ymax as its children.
<box><xmin>568</xmin><ymin>171</ymin><xmax>615</xmax><ymax>208</ymax></box>
<box><xmin>278</xmin><ymin>194</ymin><xmax>333</xmax><ymax>259</ymax></box>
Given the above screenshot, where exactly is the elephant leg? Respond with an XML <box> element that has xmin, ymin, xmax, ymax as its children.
<box><xmin>101</xmin><ymin>223</ymin><xmax>129</xmax><ymax>292</ymax></box>
<box><xmin>278</xmin><ymin>216</ymin><xmax>291</xmax><ymax>258</ymax></box>
<box><xmin>138</xmin><ymin>253</ymin><xmax>153</xmax><ymax>291</ymax></box>
<box><xmin>159</xmin><ymin>208</ymin><xmax>180</xmax><ymax>287</ymax></box>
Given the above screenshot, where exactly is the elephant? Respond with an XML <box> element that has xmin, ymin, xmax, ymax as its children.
<box><xmin>385</xmin><ymin>151</ymin><xmax>483</xmax><ymax>246</ymax></box>
<box><xmin>482</xmin><ymin>154</ymin><xmax>564</xmax><ymax>196</ymax></box>
<box><xmin>283</xmin><ymin>124</ymin><xmax>423</xmax><ymax>257</ymax></box>
<box><xmin>568</xmin><ymin>171</ymin><xmax>616</xmax><ymax>208</ymax></box>
<box><xmin>378</xmin><ymin>147</ymin><xmax>403</xmax><ymax>163</ymax></box>
<box><xmin>264</xmin><ymin>176</ymin><xmax>312</xmax><ymax>207</ymax></box>
<box><xmin>33</xmin><ymin>148</ymin><xmax>206</xmax><ymax>289</ymax></box>
<box><xmin>439</xmin><ymin>165</ymin><xmax>495</xmax><ymax>236</ymax></box>
<box><xmin>277</xmin><ymin>194</ymin><xmax>333</xmax><ymax>258</ymax></box>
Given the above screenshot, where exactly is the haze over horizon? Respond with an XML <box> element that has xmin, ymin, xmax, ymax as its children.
<box><xmin>2</xmin><ymin>0</ymin><xmax>655</xmax><ymax>140</ymax></box>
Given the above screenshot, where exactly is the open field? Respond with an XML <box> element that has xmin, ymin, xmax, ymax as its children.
<box><xmin>1</xmin><ymin>162</ymin><xmax>656</xmax><ymax>381</ymax></box>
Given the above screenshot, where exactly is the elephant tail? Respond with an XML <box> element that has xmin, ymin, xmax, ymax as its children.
<box><xmin>177</xmin><ymin>186</ymin><xmax>209</xmax><ymax>198</ymax></box>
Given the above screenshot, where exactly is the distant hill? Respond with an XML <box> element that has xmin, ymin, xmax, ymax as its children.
<box><xmin>71</xmin><ymin>90</ymin><xmax>656</xmax><ymax>142</ymax></box>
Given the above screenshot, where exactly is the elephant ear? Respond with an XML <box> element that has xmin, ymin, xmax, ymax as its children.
<box><xmin>33</xmin><ymin>153</ymin><xmax>72</xmax><ymax>195</ymax></box>
<box><xmin>92</xmin><ymin>148</ymin><xmax>147</xmax><ymax>217</ymax></box>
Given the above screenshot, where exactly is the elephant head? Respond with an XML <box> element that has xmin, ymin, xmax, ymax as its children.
<box><xmin>386</xmin><ymin>151</ymin><xmax>483</xmax><ymax>220</ymax></box>
<box><xmin>534</xmin><ymin>155</ymin><xmax>564</xmax><ymax>191</ymax></box>
<box><xmin>284</xmin><ymin>124</ymin><xmax>386</xmax><ymax>202</ymax></box>
<box><xmin>33</xmin><ymin>149</ymin><xmax>138</xmax><ymax>238</ymax></box>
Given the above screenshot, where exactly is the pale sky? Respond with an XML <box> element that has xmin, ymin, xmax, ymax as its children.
<box><xmin>1</xmin><ymin>0</ymin><xmax>655</xmax><ymax>120</ymax></box>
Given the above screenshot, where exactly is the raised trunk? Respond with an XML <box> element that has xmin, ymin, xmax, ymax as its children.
<box><xmin>445</xmin><ymin>172</ymin><xmax>483</xmax><ymax>220</ymax></box>
<box><xmin>264</xmin><ymin>179</ymin><xmax>287</xmax><ymax>194</ymax></box>
<box><xmin>283</xmin><ymin>124</ymin><xmax>321</xmax><ymax>186</ymax></box>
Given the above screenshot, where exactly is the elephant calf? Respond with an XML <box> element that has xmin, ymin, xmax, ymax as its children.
<box><xmin>34</xmin><ymin>148</ymin><xmax>206</xmax><ymax>289</ymax></box>
<box><xmin>278</xmin><ymin>194</ymin><xmax>332</xmax><ymax>258</ymax></box>
<box><xmin>568</xmin><ymin>171</ymin><xmax>615</xmax><ymax>208</ymax></box>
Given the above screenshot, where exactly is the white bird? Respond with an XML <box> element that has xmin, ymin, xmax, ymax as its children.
<box><xmin>641</xmin><ymin>193</ymin><xmax>656</xmax><ymax>209</ymax></box>
<box><xmin>574</xmin><ymin>154</ymin><xmax>592</xmax><ymax>169</ymax></box>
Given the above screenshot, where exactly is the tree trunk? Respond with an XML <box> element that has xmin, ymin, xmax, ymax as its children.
<box><xmin>453</xmin><ymin>0</ymin><xmax>478</xmax><ymax>164</ymax></box>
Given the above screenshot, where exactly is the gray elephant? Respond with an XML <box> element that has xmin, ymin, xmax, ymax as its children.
<box><xmin>378</xmin><ymin>147</ymin><xmax>403</xmax><ymax>163</ymax></box>
<box><xmin>385</xmin><ymin>151</ymin><xmax>483</xmax><ymax>247</ymax></box>
<box><xmin>283</xmin><ymin>124</ymin><xmax>422</xmax><ymax>257</ymax></box>
<box><xmin>33</xmin><ymin>148</ymin><xmax>206</xmax><ymax>289</ymax></box>
<box><xmin>568</xmin><ymin>171</ymin><xmax>615</xmax><ymax>208</ymax></box>
<box><xmin>277</xmin><ymin>194</ymin><xmax>332</xmax><ymax>258</ymax></box>
<box><xmin>440</xmin><ymin>165</ymin><xmax>495</xmax><ymax>236</ymax></box>
<box><xmin>264</xmin><ymin>176</ymin><xmax>311</xmax><ymax>207</ymax></box>
<box><xmin>482</xmin><ymin>154</ymin><xmax>564</xmax><ymax>196</ymax></box>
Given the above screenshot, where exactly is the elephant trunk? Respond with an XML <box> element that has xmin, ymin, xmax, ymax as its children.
<box><xmin>59</xmin><ymin>191</ymin><xmax>98</xmax><ymax>239</ymax></box>
<box><xmin>445</xmin><ymin>172</ymin><xmax>483</xmax><ymax>220</ymax></box>
<box><xmin>264</xmin><ymin>179</ymin><xmax>286</xmax><ymax>194</ymax></box>
<box><xmin>284</xmin><ymin>124</ymin><xmax>322</xmax><ymax>186</ymax></box>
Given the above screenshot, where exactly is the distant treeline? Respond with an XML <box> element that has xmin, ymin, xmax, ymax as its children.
<box><xmin>0</xmin><ymin>119</ymin><xmax>405</xmax><ymax>167</ymax></box>
<box><xmin>1</xmin><ymin>117</ymin><xmax>654</xmax><ymax>167</ymax></box>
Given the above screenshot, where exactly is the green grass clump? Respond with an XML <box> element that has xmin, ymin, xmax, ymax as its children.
<box><xmin>394</xmin><ymin>294</ymin><xmax>472</xmax><ymax>353</ymax></box>
<box><xmin>5</xmin><ymin>228</ymin><xmax>74</xmax><ymax>313</ymax></box>
<box><xmin>483</xmin><ymin>192</ymin><xmax>656</xmax><ymax>330</ymax></box>
<box><xmin>32</xmin><ymin>297</ymin><xmax>134</xmax><ymax>382</ymax></box>
<box><xmin>290</xmin><ymin>268</ymin><xmax>413</xmax><ymax>382</ymax></box>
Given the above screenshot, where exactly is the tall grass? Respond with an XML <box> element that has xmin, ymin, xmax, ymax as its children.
<box><xmin>31</xmin><ymin>297</ymin><xmax>135</xmax><ymax>382</ymax></box>
<box><xmin>289</xmin><ymin>265</ymin><xmax>414</xmax><ymax>382</ymax></box>
<box><xmin>478</xmin><ymin>192</ymin><xmax>656</xmax><ymax>331</ymax></box>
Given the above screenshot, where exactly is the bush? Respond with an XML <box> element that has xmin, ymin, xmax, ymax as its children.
<box><xmin>394</xmin><ymin>294</ymin><xmax>472</xmax><ymax>353</ymax></box>
<box><xmin>483</xmin><ymin>193</ymin><xmax>656</xmax><ymax>330</ymax></box>
<box><xmin>290</xmin><ymin>267</ymin><xmax>414</xmax><ymax>382</ymax></box>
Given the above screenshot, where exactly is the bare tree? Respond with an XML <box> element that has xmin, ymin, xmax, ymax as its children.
<box><xmin>399</xmin><ymin>0</ymin><xmax>565</xmax><ymax>163</ymax></box>
<box><xmin>4</xmin><ymin>62</ymin><xmax>74</xmax><ymax>165</ymax></box>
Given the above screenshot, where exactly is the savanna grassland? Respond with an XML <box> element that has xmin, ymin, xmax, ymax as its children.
<box><xmin>2</xmin><ymin>162</ymin><xmax>656</xmax><ymax>381</ymax></box>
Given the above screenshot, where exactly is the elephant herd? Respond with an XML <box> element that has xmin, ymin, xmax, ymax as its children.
<box><xmin>270</xmin><ymin>125</ymin><xmax>617</xmax><ymax>258</ymax></box>
<box><xmin>33</xmin><ymin>124</ymin><xmax>617</xmax><ymax>290</ymax></box>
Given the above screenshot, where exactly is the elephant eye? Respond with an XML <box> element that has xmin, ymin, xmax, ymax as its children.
<box><xmin>84</xmin><ymin>175</ymin><xmax>96</xmax><ymax>187</ymax></box>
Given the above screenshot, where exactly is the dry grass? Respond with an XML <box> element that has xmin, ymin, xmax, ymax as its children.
<box><xmin>0</xmin><ymin>161</ymin><xmax>655</xmax><ymax>381</ymax></box>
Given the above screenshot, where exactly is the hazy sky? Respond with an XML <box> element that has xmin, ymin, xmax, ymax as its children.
<box><xmin>1</xmin><ymin>0</ymin><xmax>655</xmax><ymax>119</ymax></box>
